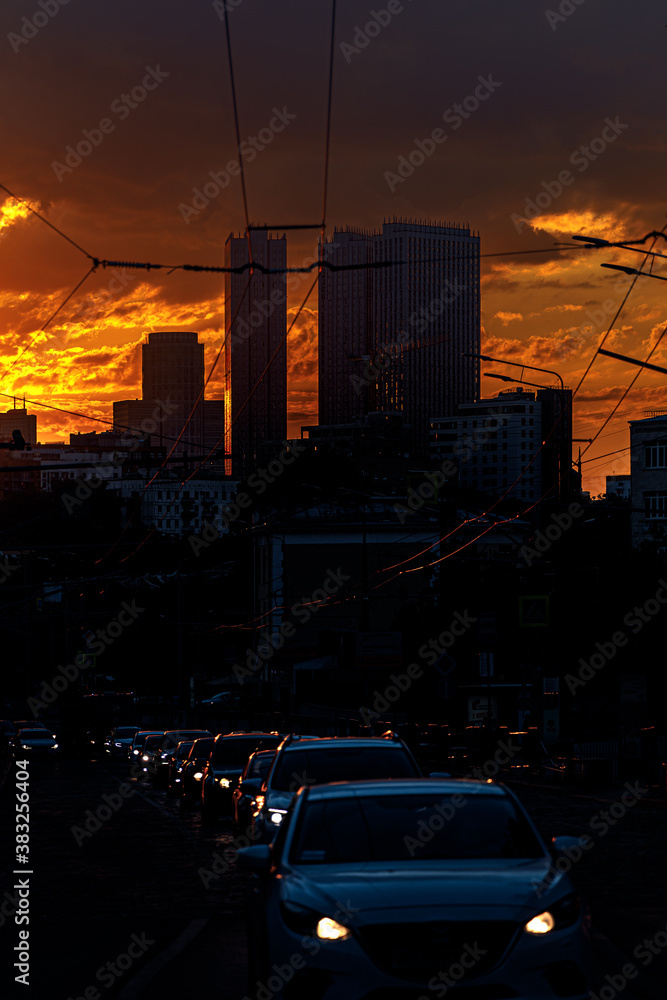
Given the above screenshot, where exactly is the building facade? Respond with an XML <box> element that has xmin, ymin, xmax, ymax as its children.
<box><xmin>224</xmin><ymin>231</ymin><xmax>287</xmax><ymax>476</ymax></box>
<box><xmin>113</xmin><ymin>331</ymin><xmax>223</xmax><ymax>462</ymax></box>
<box><xmin>318</xmin><ymin>219</ymin><xmax>481</xmax><ymax>456</ymax></box>
<box><xmin>430</xmin><ymin>386</ymin><xmax>573</xmax><ymax>502</ymax></box>
<box><xmin>630</xmin><ymin>414</ymin><xmax>667</xmax><ymax>549</ymax></box>
<box><xmin>0</xmin><ymin>407</ymin><xmax>37</xmax><ymax>445</ymax></box>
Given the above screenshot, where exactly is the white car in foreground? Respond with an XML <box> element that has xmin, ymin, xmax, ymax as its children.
<box><xmin>240</xmin><ymin>778</ymin><xmax>594</xmax><ymax>1000</ymax></box>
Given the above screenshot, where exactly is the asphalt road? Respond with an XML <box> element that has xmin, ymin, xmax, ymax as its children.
<box><xmin>0</xmin><ymin>755</ymin><xmax>665</xmax><ymax>999</ymax></box>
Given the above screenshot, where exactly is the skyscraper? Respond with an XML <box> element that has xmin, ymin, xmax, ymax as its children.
<box><xmin>318</xmin><ymin>219</ymin><xmax>481</xmax><ymax>455</ymax></box>
<box><xmin>224</xmin><ymin>231</ymin><xmax>287</xmax><ymax>475</ymax></box>
<box><xmin>114</xmin><ymin>331</ymin><xmax>224</xmax><ymax>459</ymax></box>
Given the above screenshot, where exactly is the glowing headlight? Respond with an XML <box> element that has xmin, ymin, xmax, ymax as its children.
<box><xmin>142</xmin><ymin>754</ymin><xmax>150</xmax><ymax>761</ymax></box>
<box><xmin>216</xmin><ymin>777</ymin><xmax>231</xmax><ymax>788</ymax></box>
<box><xmin>194</xmin><ymin>771</ymin><xmax>203</xmax><ymax>781</ymax></box>
<box><xmin>52</xmin><ymin>743</ymin><xmax>59</xmax><ymax>749</ymax></box>
<box><xmin>316</xmin><ymin>917</ymin><xmax>350</xmax><ymax>941</ymax></box>
<box><xmin>269</xmin><ymin>810</ymin><xmax>287</xmax><ymax>826</ymax></box>
<box><xmin>21</xmin><ymin>744</ymin><xmax>31</xmax><ymax>750</ymax></box>
<box><xmin>525</xmin><ymin>911</ymin><xmax>555</xmax><ymax>934</ymax></box>
<box><xmin>132</xmin><ymin>749</ymin><xmax>140</xmax><ymax>755</ymax></box>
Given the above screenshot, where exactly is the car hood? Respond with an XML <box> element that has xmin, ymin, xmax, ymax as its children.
<box><xmin>283</xmin><ymin>859</ymin><xmax>570</xmax><ymax>922</ymax></box>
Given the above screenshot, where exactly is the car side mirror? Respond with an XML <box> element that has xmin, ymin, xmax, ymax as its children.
<box><xmin>237</xmin><ymin>845</ymin><xmax>272</xmax><ymax>873</ymax></box>
<box><xmin>241</xmin><ymin>778</ymin><xmax>262</xmax><ymax>796</ymax></box>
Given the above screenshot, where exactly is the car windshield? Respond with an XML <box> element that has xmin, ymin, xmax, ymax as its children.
<box><xmin>272</xmin><ymin>746</ymin><xmax>417</xmax><ymax>792</ymax></box>
<box><xmin>211</xmin><ymin>736</ymin><xmax>280</xmax><ymax>767</ymax></box>
<box><xmin>20</xmin><ymin>730</ymin><xmax>53</xmax><ymax>740</ymax></box>
<box><xmin>162</xmin><ymin>731</ymin><xmax>210</xmax><ymax>751</ymax></box>
<box><xmin>249</xmin><ymin>754</ymin><xmax>274</xmax><ymax>779</ymax></box>
<box><xmin>176</xmin><ymin>742</ymin><xmax>194</xmax><ymax>759</ymax></box>
<box><xmin>115</xmin><ymin>728</ymin><xmax>140</xmax><ymax>737</ymax></box>
<box><xmin>291</xmin><ymin>793</ymin><xmax>544</xmax><ymax>864</ymax></box>
<box><xmin>143</xmin><ymin>736</ymin><xmax>162</xmax><ymax>751</ymax></box>
<box><xmin>189</xmin><ymin>739</ymin><xmax>214</xmax><ymax>759</ymax></box>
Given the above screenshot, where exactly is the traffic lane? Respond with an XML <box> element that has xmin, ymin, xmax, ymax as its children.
<box><xmin>511</xmin><ymin>782</ymin><xmax>667</xmax><ymax>997</ymax></box>
<box><xmin>0</xmin><ymin>756</ymin><xmax>248</xmax><ymax>999</ymax></box>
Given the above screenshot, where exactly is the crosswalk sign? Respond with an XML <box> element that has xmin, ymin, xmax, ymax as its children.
<box><xmin>519</xmin><ymin>595</ymin><xmax>549</xmax><ymax>628</ymax></box>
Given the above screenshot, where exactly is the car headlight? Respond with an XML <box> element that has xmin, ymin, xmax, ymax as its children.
<box><xmin>142</xmin><ymin>754</ymin><xmax>150</xmax><ymax>761</ymax></box>
<box><xmin>216</xmin><ymin>777</ymin><xmax>231</xmax><ymax>788</ymax></box>
<box><xmin>21</xmin><ymin>744</ymin><xmax>31</xmax><ymax>750</ymax></box>
<box><xmin>194</xmin><ymin>771</ymin><xmax>203</xmax><ymax>781</ymax></box>
<box><xmin>525</xmin><ymin>893</ymin><xmax>580</xmax><ymax>935</ymax></box>
<box><xmin>132</xmin><ymin>749</ymin><xmax>140</xmax><ymax>755</ymax></box>
<box><xmin>269</xmin><ymin>809</ymin><xmax>287</xmax><ymax>826</ymax></box>
<box><xmin>280</xmin><ymin>902</ymin><xmax>351</xmax><ymax>941</ymax></box>
<box><xmin>52</xmin><ymin>743</ymin><xmax>59</xmax><ymax>749</ymax></box>
<box><xmin>317</xmin><ymin>917</ymin><xmax>350</xmax><ymax>941</ymax></box>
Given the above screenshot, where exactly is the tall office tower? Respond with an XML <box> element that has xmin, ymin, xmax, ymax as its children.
<box><xmin>319</xmin><ymin>219</ymin><xmax>480</xmax><ymax>456</ymax></box>
<box><xmin>318</xmin><ymin>229</ymin><xmax>374</xmax><ymax>424</ymax></box>
<box><xmin>224</xmin><ymin>231</ymin><xmax>287</xmax><ymax>475</ymax></box>
<box><xmin>114</xmin><ymin>331</ymin><xmax>223</xmax><ymax>459</ymax></box>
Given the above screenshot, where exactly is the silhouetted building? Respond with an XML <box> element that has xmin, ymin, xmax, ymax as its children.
<box><xmin>225</xmin><ymin>231</ymin><xmax>287</xmax><ymax>475</ymax></box>
<box><xmin>319</xmin><ymin>219</ymin><xmax>480</xmax><ymax>456</ymax></box>
<box><xmin>0</xmin><ymin>406</ymin><xmax>36</xmax><ymax>445</ymax></box>
<box><xmin>630</xmin><ymin>413</ymin><xmax>667</xmax><ymax>549</ymax></box>
<box><xmin>430</xmin><ymin>386</ymin><xmax>573</xmax><ymax>502</ymax></box>
<box><xmin>113</xmin><ymin>331</ymin><xmax>223</xmax><ymax>460</ymax></box>
<box><xmin>606</xmin><ymin>474</ymin><xmax>630</xmax><ymax>499</ymax></box>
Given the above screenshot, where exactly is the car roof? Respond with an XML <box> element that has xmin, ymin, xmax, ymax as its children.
<box><xmin>281</xmin><ymin>737</ymin><xmax>409</xmax><ymax>751</ymax></box>
<box><xmin>303</xmin><ymin>778</ymin><xmax>507</xmax><ymax>800</ymax></box>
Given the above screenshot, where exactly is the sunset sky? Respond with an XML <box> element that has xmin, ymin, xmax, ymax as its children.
<box><xmin>0</xmin><ymin>0</ymin><xmax>665</xmax><ymax>494</ymax></box>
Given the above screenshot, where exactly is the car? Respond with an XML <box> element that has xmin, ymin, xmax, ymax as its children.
<box><xmin>152</xmin><ymin>730</ymin><xmax>213</xmax><ymax>788</ymax></box>
<box><xmin>104</xmin><ymin>726</ymin><xmax>142</xmax><ymax>757</ymax></box>
<box><xmin>250</xmin><ymin>732</ymin><xmax>422</xmax><ymax>845</ymax></box>
<box><xmin>232</xmin><ymin>749</ymin><xmax>277</xmax><ymax>833</ymax></box>
<box><xmin>166</xmin><ymin>740</ymin><xmax>196</xmax><ymax>798</ymax></box>
<box><xmin>13</xmin><ymin>720</ymin><xmax>49</xmax><ymax>733</ymax></box>
<box><xmin>198</xmin><ymin>690</ymin><xmax>240</xmax><ymax>707</ymax></box>
<box><xmin>240</xmin><ymin>778</ymin><xmax>594</xmax><ymax>1000</ymax></box>
<box><xmin>201</xmin><ymin>732</ymin><xmax>283</xmax><ymax>824</ymax></box>
<box><xmin>179</xmin><ymin>737</ymin><xmax>216</xmax><ymax>808</ymax></box>
<box><xmin>12</xmin><ymin>729</ymin><xmax>60</xmax><ymax>758</ymax></box>
<box><xmin>135</xmin><ymin>734</ymin><xmax>165</xmax><ymax>780</ymax></box>
<box><xmin>127</xmin><ymin>730</ymin><xmax>164</xmax><ymax>773</ymax></box>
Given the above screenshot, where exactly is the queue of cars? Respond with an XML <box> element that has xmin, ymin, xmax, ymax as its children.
<box><xmin>94</xmin><ymin>724</ymin><xmax>594</xmax><ymax>998</ymax></box>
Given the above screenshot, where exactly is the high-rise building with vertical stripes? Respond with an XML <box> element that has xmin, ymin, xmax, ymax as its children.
<box><xmin>318</xmin><ymin>219</ymin><xmax>480</xmax><ymax>455</ymax></box>
<box><xmin>224</xmin><ymin>231</ymin><xmax>287</xmax><ymax>475</ymax></box>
